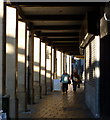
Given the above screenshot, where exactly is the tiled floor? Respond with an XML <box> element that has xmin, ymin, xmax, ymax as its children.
<box><xmin>19</xmin><ymin>84</ymin><xmax>94</xmax><ymax>119</ymax></box>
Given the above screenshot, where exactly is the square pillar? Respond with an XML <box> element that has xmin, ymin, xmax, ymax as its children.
<box><xmin>52</xmin><ymin>49</ymin><xmax>54</xmax><ymax>80</ymax></box>
<box><xmin>57</xmin><ymin>51</ymin><xmax>61</xmax><ymax>78</ymax></box>
<box><xmin>67</xmin><ymin>55</ymin><xmax>69</xmax><ymax>74</ymax></box>
<box><xmin>60</xmin><ymin>52</ymin><xmax>62</xmax><ymax>76</ymax></box>
<box><xmin>46</xmin><ymin>46</ymin><xmax>51</xmax><ymax>91</ymax></box>
<box><xmin>61</xmin><ymin>53</ymin><xmax>64</xmax><ymax>74</ymax></box>
<box><xmin>50</xmin><ymin>47</ymin><xmax>53</xmax><ymax>91</ymax></box>
<box><xmin>63</xmin><ymin>54</ymin><xmax>66</xmax><ymax>72</ymax></box>
<box><xmin>17</xmin><ymin>21</ymin><xmax>27</xmax><ymax>112</ymax></box>
<box><xmin>41</xmin><ymin>42</ymin><xmax>46</xmax><ymax>95</ymax></box>
<box><xmin>0</xmin><ymin>0</ymin><xmax>4</xmax><ymax>110</ymax></box>
<box><xmin>69</xmin><ymin>56</ymin><xmax>72</xmax><ymax>75</ymax></box>
<box><xmin>33</xmin><ymin>37</ymin><xmax>40</xmax><ymax>102</ymax></box>
<box><xmin>45</xmin><ymin>43</ymin><xmax>47</xmax><ymax>94</ymax></box>
<box><xmin>53</xmin><ymin>48</ymin><xmax>57</xmax><ymax>79</ymax></box>
<box><xmin>28</xmin><ymin>31</ymin><xmax>34</xmax><ymax>104</ymax></box>
<box><xmin>6</xmin><ymin>6</ymin><xmax>18</xmax><ymax>118</ymax></box>
<box><xmin>39</xmin><ymin>38</ymin><xmax>42</xmax><ymax>99</ymax></box>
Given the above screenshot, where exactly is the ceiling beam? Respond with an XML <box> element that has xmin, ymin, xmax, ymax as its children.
<box><xmin>24</xmin><ymin>15</ymin><xmax>83</xmax><ymax>21</ymax></box>
<box><xmin>47</xmin><ymin>38</ymin><xmax>79</xmax><ymax>41</ymax></box>
<box><xmin>57</xmin><ymin>48</ymin><xmax>80</xmax><ymax>54</ymax></box>
<box><xmin>33</xmin><ymin>25</ymin><xmax>80</xmax><ymax>30</ymax></box>
<box><xmin>54</xmin><ymin>45</ymin><xmax>79</xmax><ymax>48</ymax></box>
<box><xmin>11</xmin><ymin>2</ymin><xmax>103</xmax><ymax>7</ymax></box>
<box><xmin>50</xmin><ymin>43</ymin><xmax>79</xmax><ymax>46</ymax></box>
<box><xmin>9</xmin><ymin>5</ymin><xmax>34</xmax><ymax>30</ymax></box>
<box><xmin>38</xmin><ymin>32</ymin><xmax>79</xmax><ymax>37</ymax></box>
<box><xmin>52</xmin><ymin>41</ymin><xmax>79</xmax><ymax>43</ymax></box>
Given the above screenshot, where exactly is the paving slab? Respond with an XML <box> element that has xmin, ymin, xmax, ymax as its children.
<box><xmin>19</xmin><ymin>84</ymin><xmax>95</xmax><ymax>119</ymax></box>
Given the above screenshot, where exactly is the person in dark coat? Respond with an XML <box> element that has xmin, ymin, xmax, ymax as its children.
<box><xmin>71</xmin><ymin>69</ymin><xmax>80</xmax><ymax>91</ymax></box>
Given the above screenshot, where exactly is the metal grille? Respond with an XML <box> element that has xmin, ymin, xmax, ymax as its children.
<box><xmin>85</xmin><ymin>36</ymin><xmax>100</xmax><ymax>117</ymax></box>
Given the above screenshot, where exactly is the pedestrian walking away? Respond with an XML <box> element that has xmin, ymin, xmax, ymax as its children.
<box><xmin>60</xmin><ymin>71</ymin><xmax>70</xmax><ymax>95</ymax></box>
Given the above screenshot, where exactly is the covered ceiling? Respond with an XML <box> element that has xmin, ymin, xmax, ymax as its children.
<box><xmin>9</xmin><ymin>2</ymin><xmax>104</xmax><ymax>55</ymax></box>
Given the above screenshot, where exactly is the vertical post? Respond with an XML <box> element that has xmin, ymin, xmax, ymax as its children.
<box><xmin>28</xmin><ymin>31</ymin><xmax>34</xmax><ymax>104</ymax></box>
<box><xmin>6</xmin><ymin>6</ymin><xmax>18</xmax><ymax>118</ymax></box>
<box><xmin>33</xmin><ymin>37</ymin><xmax>40</xmax><ymax>102</ymax></box>
<box><xmin>62</xmin><ymin>53</ymin><xmax>64</xmax><ymax>73</ymax></box>
<box><xmin>45</xmin><ymin>43</ymin><xmax>47</xmax><ymax>95</ymax></box>
<box><xmin>67</xmin><ymin>55</ymin><xmax>69</xmax><ymax>74</ymax></box>
<box><xmin>69</xmin><ymin>56</ymin><xmax>72</xmax><ymax>75</ymax></box>
<box><xmin>50</xmin><ymin>47</ymin><xmax>53</xmax><ymax>91</ymax></box>
<box><xmin>24</xmin><ymin>24</ymin><xmax>27</xmax><ymax>111</ymax></box>
<box><xmin>18</xmin><ymin>21</ymin><xmax>26</xmax><ymax>111</ymax></box>
<box><xmin>60</xmin><ymin>52</ymin><xmax>62</xmax><ymax>76</ymax></box>
<box><xmin>51</xmin><ymin>48</ymin><xmax>54</xmax><ymax>80</ymax></box>
<box><xmin>2</xmin><ymin>2</ymin><xmax>6</xmax><ymax>96</ymax></box>
<box><xmin>54</xmin><ymin>48</ymin><xmax>57</xmax><ymax>79</ymax></box>
<box><xmin>39</xmin><ymin>38</ymin><xmax>42</xmax><ymax>99</ymax></box>
<box><xmin>69</xmin><ymin>56</ymin><xmax>70</xmax><ymax>74</ymax></box>
<box><xmin>32</xmin><ymin>33</ymin><xmax>34</xmax><ymax>103</ymax></box>
<box><xmin>0</xmin><ymin>0</ymin><xmax>4</xmax><ymax>110</ymax></box>
<box><xmin>63</xmin><ymin>54</ymin><xmax>65</xmax><ymax>71</ymax></box>
<box><xmin>15</xmin><ymin>8</ymin><xmax>18</xmax><ymax>118</ymax></box>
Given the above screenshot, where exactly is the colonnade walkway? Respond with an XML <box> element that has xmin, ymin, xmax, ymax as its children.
<box><xmin>19</xmin><ymin>84</ymin><xmax>96</xmax><ymax>119</ymax></box>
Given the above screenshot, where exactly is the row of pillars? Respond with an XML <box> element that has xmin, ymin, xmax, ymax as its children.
<box><xmin>0</xmin><ymin>4</ymin><xmax>72</xmax><ymax>118</ymax></box>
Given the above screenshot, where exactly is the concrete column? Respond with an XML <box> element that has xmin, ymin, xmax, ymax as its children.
<box><xmin>6</xmin><ymin>6</ymin><xmax>18</xmax><ymax>118</ymax></box>
<box><xmin>63</xmin><ymin>53</ymin><xmax>65</xmax><ymax>72</ymax></box>
<box><xmin>24</xmin><ymin>25</ymin><xmax>27</xmax><ymax>111</ymax></box>
<box><xmin>39</xmin><ymin>39</ymin><xmax>42</xmax><ymax>99</ymax></box>
<box><xmin>62</xmin><ymin>53</ymin><xmax>64</xmax><ymax>74</ymax></box>
<box><xmin>52</xmin><ymin>48</ymin><xmax>54</xmax><ymax>80</ymax></box>
<box><xmin>41</xmin><ymin>42</ymin><xmax>46</xmax><ymax>95</ymax></box>
<box><xmin>26</xmin><ymin>30</ymin><xmax>30</xmax><ymax>104</ymax></box>
<box><xmin>45</xmin><ymin>43</ymin><xmax>47</xmax><ymax>94</ymax></box>
<box><xmin>60</xmin><ymin>52</ymin><xmax>62</xmax><ymax>76</ymax></box>
<box><xmin>53</xmin><ymin>48</ymin><xmax>57</xmax><ymax>79</ymax></box>
<box><xmin>69</xmin><ymin>56</ymin><xmax>70</xmax><ymax>74</ymax></box>
<box><xmin>0</xmin><ymin>0</ymin><xmax>4</xmax><ymax>110</ymax></box>
<box><xmin>67</xmin><ymin>55</ymin><xmax>69</xmax><ymax>74</ymax></box>
<box><xmin>50</xmin><ymin>47</ymin><xmax>53</xmax><ymax>91</ymax></box>
<box><xmin>17</xmin><ymin>21</ymin><xmax>26</xmax><ymax>112</ymax></box>
<box><xmin>69</xmin><ymin>56</ymin><xmax>72</xmax><ymax>75</ymax></box>
<box><xmin>33</xmin><ymin>37</ymin><xmax>40</xmax><ymax>102</ymax></box>
<box><xmin>46</xmin><ymin>46</ymin><xmax>51</xmax><ymax>91</ymax></box>
<box><xmin>28</xmin><ymin>31</ymin><xmax>34</xmax><ymax>104</ymax></box>
<box><xmin>2</xmin><ymin>2</ymin><xmax>6</xmax><ymax>96</ymax></box>
<box><xmin>57</xmin><ymin>51</ymin><xmax>61</xmax><ymax>79</ymax></box>
<box><xmin>63</xmin><ymin>54</ymin><xmax>66</xmax><ymax>72</ymax></box>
